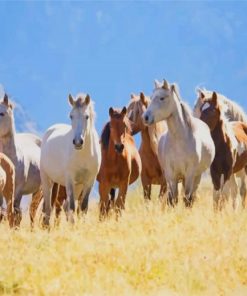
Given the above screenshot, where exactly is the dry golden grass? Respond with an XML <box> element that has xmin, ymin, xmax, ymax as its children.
<box><xmin>1</xmin><ymin>181</ymin><xmax>247</xmax><ymax>296</ymax></box>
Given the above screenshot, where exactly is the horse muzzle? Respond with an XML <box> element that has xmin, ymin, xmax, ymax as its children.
<box><xmin>73</xmin><ymin>138</ymin><xmax>84</xmax><ymax>150</ymax></box>
<box><xmin>115</xmin><ymin>143</ymin><xmax>124</xmax><ymax>154</ymax></box>
<box><xmin>142</xmin><ymin>112</ymin><xmax>154</xmax><ymax>125</ymax></box>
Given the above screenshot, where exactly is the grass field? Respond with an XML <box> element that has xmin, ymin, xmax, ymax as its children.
<box><xmin>0</xmin><ymin>181</ymin><xmax>247</xmax><ymax>296</ymax></box>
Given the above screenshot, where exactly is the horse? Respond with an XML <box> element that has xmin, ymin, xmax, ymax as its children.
<box><xmin>0</xmin><ymin>94</ymin><xmax>42</xmax><ymax>226</ymax></box>
<box><xmin>127</xmin><ymin>92</ymin><xmax>167</xmax><ymax>201</ymax></box>
<box><xmin>143</xmin><ymin>79</ymin><xmax>215</xmax><ymax>207</ymax></box>
<box><xmin>194</xmin><ymin>88</ymin><xmax>247</xmax><ymax>207</ymax></box>
<box><xmin>40</xmin><ymin>93</ymin><xmax>101</xmax><ymax>226</ymax></box>
<box><xmin>0</xmin><ymin>152</ymin><xmax>15</xmax><ymax>227</ymax></box>
<box><xmin>200</xmin><ymin>92</ymin><xmax>247</xmax><ymax>210</ymax></box>
<box><xmin>97</xmin><ymin>107</ymin><xmax>142</xmax><ymax>218</ymax></box>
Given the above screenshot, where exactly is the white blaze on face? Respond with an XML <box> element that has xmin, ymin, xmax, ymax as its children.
<box><xmin>201</xmin><ymin>102</ymin><xmax>210</xmax><ymax>112</ymax></box>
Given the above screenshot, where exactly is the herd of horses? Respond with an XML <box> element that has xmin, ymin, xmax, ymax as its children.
<box><xmin>1</xmin><ymin>79</ymin><xmax>247</xmax><ymax>228</ymax></box>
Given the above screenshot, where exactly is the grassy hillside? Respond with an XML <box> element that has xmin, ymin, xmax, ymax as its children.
<box><xmin>0</xmin><ymin>182</ymin><xmax>247</xmax><ymax>296</ymax></box>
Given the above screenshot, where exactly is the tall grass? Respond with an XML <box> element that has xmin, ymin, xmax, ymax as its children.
<box><xmin>0</xmin><ymin>181</ymin><xmax>247</xmax><ymax>295</ymax></box>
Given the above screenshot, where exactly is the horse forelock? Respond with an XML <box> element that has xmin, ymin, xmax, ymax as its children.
<box><xmin>73</xmin><ymin>93</ymin><xmax>96</xmax><ymax>124</ymax></box>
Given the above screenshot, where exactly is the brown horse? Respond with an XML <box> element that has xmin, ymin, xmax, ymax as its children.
<box><xmin>97</xmin><ymin>107</ymin><xmax>142</xmax><ymax>218</ymax></box>
<box><xmin>200</xmin><ymin>92</ymin><xmax>247</xmax><ymax>210</ymax></box>
<box><xmin>0</xmin><ymin>152</ymin><xmax>15</xmax><ymax>227</ymax></box>
<box><xmin>127</xmin><ymin>93</ymin><xmax>167</xmax><ymax>201</ymax></box>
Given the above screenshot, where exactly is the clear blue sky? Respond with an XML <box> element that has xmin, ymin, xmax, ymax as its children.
<box><xmin>0</xmin><ymin>1</ymin><xmax>247</xmax><ymax>134</ymax></box>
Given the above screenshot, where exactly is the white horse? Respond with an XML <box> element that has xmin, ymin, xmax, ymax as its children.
<box><xmin>0</xmin><ymin>94</ymin><xmax>42</xmax><ymax>226</ymax></box>
<box><xmin>143</xmin><ymin>80</ymin><xmax>215</xmax><ymax>206</ymax></box>
<box><xmin>194</xmin><ymin>88</ymin><xmax>247</xmax><ymax>207</ymax></box>
<box><xmin>40</xmin><ymin>93</ymin><xmax>101</xmax><ymax>225</ymax></box>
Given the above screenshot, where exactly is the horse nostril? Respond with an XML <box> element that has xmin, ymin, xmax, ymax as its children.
<box><xmin>73</xmin><ymin>139</ymin><xmax>76</xmax><ymax>145</ymax></box>
<box><xmin>120</xmin><ymin>144</ymin><xmax>124</xmax><ymax>150</ymax></box>
<box><xmin>80</xmin><ymin>138</ymin><xmax>84</xmax><ymax>145</ymax></box>
<box><xmin>144</xmin><ymin>115</ymin><xmax>149</xmax><ymax>122</ymax></box>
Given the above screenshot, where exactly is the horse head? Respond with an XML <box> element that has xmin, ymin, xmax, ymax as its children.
<box><xmin>109</xmin><ymin>107</ymin><xmax>131</xmax><ymax>154</ymax></box>
<box><xmin>68</xmin><ymin>93</ymin><xmax>93</xmax><ymax>150</ymax></box>
<box><xmin>0</xmin><ymin>94</ymin><xmax>14</xmax><ymax>138</ymax></box>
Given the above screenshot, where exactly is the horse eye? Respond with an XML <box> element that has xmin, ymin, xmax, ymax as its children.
<box><xmin>160</xmin><ymin>97</ymin><xmax>165</xmax><ymax>101</ymax></box>
<box><xmin>85</xmin><ymin>115</ymin><xmax>89</xmax><ymax>120</ymax></box>
<box><xmin>70</xmin><ymin>114</ymin><xmax>73</xmax><ymax>119</ymax></box>
<box><xmin>0</xmin><ymin>112</ymin><xmax>5</xmax><ymax>116</ymax></box>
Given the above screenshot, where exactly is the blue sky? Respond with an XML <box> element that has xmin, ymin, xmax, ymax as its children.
<box><xmin>0</xmin><ymin>1</ymin><xmax>247</xmax><ymax>135</ymax></box>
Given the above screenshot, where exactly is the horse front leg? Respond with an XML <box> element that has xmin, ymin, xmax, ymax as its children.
<box><xmin>167</xmin><ymin>178</ymin><xmax>178</xmax><ymax>207</ymax></box>
<box><xmin>141</xmin><ymin>174</ymin><xmax>151</xmax><ymax>201</ymax></box>
<box><xmin>41</xmin><ymin>171</ymin><xmax>53</xmax><ymax>227</ymax></box>
<box><xmin>13</xmin><ymin>187</ymin><xmax>23</xmax><ymax>227</ymax></box>
<box><xmin>115</xmin><ymin>180</ymin><xmax>129</xmax><ymax>216</ymax></box>
<box><xmin>99</xmin><ymin>182</ymin><xmax>111</xmax><ymax>220</ymax></box>
<box><xmin>29</xmin><ymin>188</ymin><xmax>43</xmax><ymax>227</ymax></box>
<box><xmin>65</xmin><ymin>181</ymin><xmax>75</xmax><ymax>224</ymax></box>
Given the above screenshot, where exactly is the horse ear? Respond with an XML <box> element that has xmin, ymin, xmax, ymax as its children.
<box><xmin>140</xmin><ymin>92</ymin><xmax>147</xmax><ymax>106</ymax></box>
<box><xmin>68</xmin><ymin>94</ymin><xmax>74</xmax><ymax>106</ymax></box>
<box><xmin>154</xmin><ymin>79</ymin><xmax>160</xmax><ymax>89</ymax></box>
<box><xmin>162</xmin><ymin>79</ymin><xmax>169</xmax><ymax>90</ymax></box>
<box><xmin>130</xmin><ymin>93</ymin><xmax>135</xmax><ymax>100</ymax></box>
<box><xmin>85</xmin><ymin>94</ymin><xmax>90</xmax><ymax>105</ymax></box>
<box><xmin>109</xmin><ymin>107</ymin><xmax>114</xmax><ymax>117</ymax></box>
<box><xmin>212</xmin><ymin>92</ymin><xmax>218</xmax><ymax>106</ymax></box>
<box><xmin>198</xmin><ymin>89</ymin><xmax>205</xmax><ymax>100</ymax></box>
<box><xmin>3</xmin><ymin>93</ymin><xmax>8</xmax><ymax>106</ymax></box>
<box><xmin>121</xmin><ymin>106</ymin><xmax>127</xmax><ymax>116</ymax></box>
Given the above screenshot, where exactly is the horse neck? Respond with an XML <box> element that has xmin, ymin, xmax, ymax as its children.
<box><xmin>141</xmin><ymin>124</ymin><xmax>161</xmax><ymax>155</ymax></box>
<box><xmin>0</xmin><ymin>121</ymin><xmax>17</xmax><ymax>160</ymax></box>
<box><xmin>166</xmin><ymin>100</ymin><xmax>189</xmax><ymax>140</ymax></box>
<box><xmin>211</xmin><ymin>120</ymin><xmax>231</xmax><ymax>150</ymax></box>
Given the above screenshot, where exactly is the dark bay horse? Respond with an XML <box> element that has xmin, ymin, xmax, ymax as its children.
<box><xmin>200</xmin><ymin>92</ymin><xmax>247</xmax><ymax>210</ymax></box>
<box><xmin>97</xmin><ymin>107</ymin><xmax>142</xmax><ymax>218</ymax></box>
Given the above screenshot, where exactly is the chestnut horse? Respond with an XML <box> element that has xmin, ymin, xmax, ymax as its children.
<box><xmin>97</xmin><ymin>107</ymin><xmax>141</xmax><ymax>218</ymax></box>
<box><xmin>127</xmin><ymin>92</ymin><xmax>167</xmax><ymax>201</ymax></box>
<box><xmin>200</xmin><ymin>92</ymin><xmax>247</xmax><ymax>210</ymax></box>
<box><xmin>0</xmin><ymin>152</ymin><xmax>15</xmax><ymax>227</ymax></box>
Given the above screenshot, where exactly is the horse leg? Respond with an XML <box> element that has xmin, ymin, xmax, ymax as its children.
<box><xmin>141</xmin><ymin>175</ymin><xmax>151</xmax><ymax>201</ymax></box>
<box><xmin>183</xmin><ymin>175</ymin><xmax>196</xmax><ymax>208</ymax></box>
<box><xmin>65</xmin><ymin>181</ymin><xmax>75</xmax><ymax>224</ymax></box>
<box><xmin>167</xmin><ymin>179</ymin><xmax>178</xmax><ymax>207</ymax></box>
<box><xmin>29</xmin><ymin>188</ymin><xmax>43</xmax><ymax>227</ymax></box>
<box><xmin>159</xmin><ymin>181</ymin><xmax>167</xmax><ymax>204</ymax></box>
<box><xmin>225</xmin><ymin>175</ymin><xmax>238</xmax><ymax>210</ymax></box>
<box><xmin>41</xmin><ymin>171</ymin><xmax>53</xmax><ymax>227</ymax></box>
<box><xmin>115</xmin><ymin>181</ymin><xmax>128</xmax><ymax>215</ymax></box>
<box><xmin>80</xmin><ymin>183</ymin><xmax>93</xmax><ymax>214</ymax></box>
<box><xmin>108</xmin><ymin>188</ymin><xmax>116</xmax><ymax>211</ymax></box>
<box><xmin>0</xmin><ymin>194</ymin><xmax>4</xmax><ymax>222</ymax></box>
<box><xmin>13</xmin><ymin>189</ymin><xmax>23</xmax><ymax>227</ymax></box>
<box><xmin>239</xmin><ymin>171</ymin><xmax>246</xmax><ymax>208</ymax></box>
<box><xmin>54</xmin><ymin>185</ymin><xmax>66</xmax><ymax>219</ymax></box>
<box><xmin>99</xmin><ymin>182</ymin><xmax>110</xmax><ymax>220</ymax></box>
<box><xmin>190</xmin><ymin>175</ymin><xmax>201</xmax><ymax>206</ymax></box>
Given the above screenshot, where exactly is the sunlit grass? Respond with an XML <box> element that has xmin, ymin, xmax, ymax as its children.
<box><xmin>0</xmin><ymin>179</ymin><xmax>247</xmax><ymax>295</ymax></box>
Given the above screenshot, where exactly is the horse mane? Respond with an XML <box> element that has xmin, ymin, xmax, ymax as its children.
<box><xmin>100</xmin><ymin>109</ymin><xmax>132</xmax><ymax>150</ymax></box>
<box><xmin>173</xmin><ymin>84</ymin><xmax>193</xmax><ymax>129</ymax></box>
<box><xmin>100</xmin><ymin>122</ymin><xmax>111</xmax><ymax>149</ymax></box>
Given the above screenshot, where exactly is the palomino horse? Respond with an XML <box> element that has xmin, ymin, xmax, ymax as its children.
<box><xmin>127</xmin><ymin>92</ymin><xmax>167</xmax><ymax>201</ymax></box>
<box><xmin>0</xmin><ymin>152</ymin><xmax>14</xmax><ymax>227</ymax></box>
<box><xmin>143</xmin><ymin>79</ymin><xmax>215</xmax><ymax>207</ymax></box>
<box><xmin>194</xmin><ymin>88</ymin><xmax>247</xmax><ymax>206</ymax></box>
<box><xmin>40</xmin><ymin>93</ymin><xmax>101</xmax><ymax>226</ymax></box>
<box><xmin>200</xmin><ymin>92</ymin><xmax>247</xmax><ymax>210</ymax></box>
<box><xmin>97</xmin><ymin>107</ymin><xmax>142</xmax><ymax>218</ymax></box>
<box><xmin>0</xmin><ymin>94</ymin><xmax>42</xmax><ymax>226</ymax></box>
